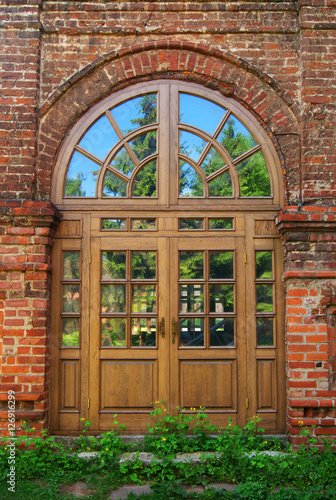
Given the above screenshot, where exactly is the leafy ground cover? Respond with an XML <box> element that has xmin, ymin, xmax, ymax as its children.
<box><xmin>1</xmin><ymin>406</ymin><xmax>336</xmax><ymax>499</ymax></box>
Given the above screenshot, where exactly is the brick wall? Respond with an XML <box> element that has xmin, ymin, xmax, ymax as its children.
<box><xmin>278</xmin><ymin>206</ymin><xmax>336</xmax><ymax>445</ymax></box>
<box><xmin>1</xmin><ymin>0</ymin><xmax>336</xmax><ymax>441</ymax></box>
<box><xmin>0</xmin><ymin>201</ymin><xmax>59</xmax><ymax>434</ymax></box>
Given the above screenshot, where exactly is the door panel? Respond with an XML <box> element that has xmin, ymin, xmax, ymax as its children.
<box><xmin>89</xmin><ymin>236</ymin><xmax>169</xmax><ymax>431</ymax></box>
<box><xmin>169</xmin><ymin>236</ymin><xmax>246</xmax><ymax>428</ymax></box>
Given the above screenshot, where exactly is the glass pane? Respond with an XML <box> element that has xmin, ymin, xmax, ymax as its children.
<box><xmin>132</xmin><ymin>284</ymin><xmax>156</xmax><ymax>313</ymax></box>
<box><xmin>132</xmin><ymin>160</ymin><xmax>156</xmax><ymax>197</ymax></box>
<box><xmin>63</xmin><ymin>285</ymin><xmax>80</xmax><ymax>313</ymax></box>
<box><xmin>101</xmin><ymin>318</ymin><xmax>126</xmax><ymax>347</ymax></box>
<box><xmin>179</xmin><ymin>160</ymin><xmax>204</xmax><ymax>197</ymax></box>
<box><xmin>179</xmin><ymin>130</ymin><xmax>207</xmax><ymax>162</ymax></box>
<box><xmin>208</xmin><ymin>170</ymin><xmax>232</xmax><ymax>197</ymax></box>
<box><xmin>101</xmin><ymin>285</ymin><xmax>126</xmax><ymax>313</ymax></box>
<box><xmin>102</xmin><ymin>219</ymin><xmax>127</xmax><ymax>230</ymax></box>
<box><xmin>210</xmin><ymin>318</ymin><xmax>234</xmax><ymax>347</ymax></box>
<box><xmin>103</xmin><ymin>170</ymin><xmax>127</xmax><ymax>197</ymax></box>
<box><xmin>131</xmin><ymin>318</ymin><xmax>156</xmax><ymax>347</ymax></box>
<box><xmin>111</xmin><ymin>94</ymin><xmax>157</xmax><ymax>135</ymax></box>
<box><xmin>179</xmin><ymin>251</ymin><xmax>203</xmax><ymax>280</ymax></box>
<box><xmin>180</xmin><ymin>318</ymin><xmax>204</xmax><ymax>347</ymax></box>
<box><xmin>62</xmin><ymin>318</ymin><xmax>79</xmax><ymax>347</ymax></box>
<box><xmin>65</xmin><ymin>151</ymin><xmax>98</xmax><ymax>197</ymax></box>
<box><xmin>256</xmin><ymin>251</ymin><xmax>273</xmax><ymax>279</ymax></box>
<box><xmin>209</xmin><ymin>284</ymin><xmax>234</xmax><ymax>313</ymax></box>
<box><xmin>217</xmin><ymin>116</ymin><xmax>257</xmax><ymax>160</ymax></box>
<box><xmin>209</xmin><ymin>218</ymin><xmax>233</xmax><ymax>230</ymax></box>
<box><xmin>256</xmin><ymin>285</ymin><xmax>273</xmax><ymax>312</ymax></box>
<box><xmin>102</xmin><ymin>252</ymin><xmax>126</xmax><ymax>280</ymax></box>
<box><xmin>179</xmin><ymin>219</ymin><xmax>204</xmax><ymax>230</ymax></box>
<box><xmin>129</xmin><ymin>131</ymin><xmax>157</xmax><ymax>161</ymax></box>
<box><xmin>132</xmin><ymin>252</ymin><xmax>156</xmax><ymax>279</ymax></box>
<box><xmin>180</xmin><ymin>285</ymin><xmax>204</xmax><ymax>313</ymax></box>
<box><xmin>131</xmin><ymin>219</ymin><xmax>156</xmax><ymax>230</ymax></box>
<box><xmin>200</xmin><ymin>147</ymin><xmax>226</xmax><ymax>176</ymax></box>
<box><xmin>79</xmin><ymin>114</ymin><xmax>119</xmax><ymax>160</ymax></box>
<box><xmin>236</xmin><ymin>151</ymin><xmax>271</xmax><ymax>197</ymax></box>
<box><xmin>63</xmin><ymin>252</ymin><xmax>80</xmax><ymax>280</ymax></box>
<box><xmin>257</xmin><ymin>318</ymin><xmax>274</xmax><ymax>346</ymax></box>
<box><xmin>209</xmin><ymin>251</ymin><xmax>234</xmax><ymax>279</ymax></box>
<box><xmin>179</xmin><ymin>93</ymin><xmax>226</xmax><ymax>135</ymax></box>
<box><xmin>109</xmin><ymin>148</ymin><xmax>135</xmax><ymax>177</ymax></box>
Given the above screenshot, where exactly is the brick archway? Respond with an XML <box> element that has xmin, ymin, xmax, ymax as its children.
<box><xmin>38</xmin><ymin>41</ymin><xmax>300</xmax><ymax>203</ymax></box>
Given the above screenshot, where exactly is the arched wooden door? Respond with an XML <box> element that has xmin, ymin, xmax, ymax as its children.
<box><xmin>50</xmin><ymin>81</ymin><xmax>285</xmax><ymax>434</ymax></box>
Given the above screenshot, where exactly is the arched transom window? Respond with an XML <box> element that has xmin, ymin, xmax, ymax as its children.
<box><xmin>53</xmin><ymin>81</ymin><xmax>282</xmax><ymax>207</ymax></box>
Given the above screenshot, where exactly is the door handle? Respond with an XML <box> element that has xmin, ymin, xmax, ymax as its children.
<box><xmin>172</xmin><ymin>317</ymin><xmax>177</xmax><ymax>344</ymax></box>
<box><xmin>159</xmin><ymin>317</ymin><xmax>165</xmax><ymax>338</ymax></box>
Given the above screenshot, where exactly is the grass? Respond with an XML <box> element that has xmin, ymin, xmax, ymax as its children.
<box><xmin>0</xmin><ymin>408</ymin><xmax>336</xmax><ymax>499</ymax></box>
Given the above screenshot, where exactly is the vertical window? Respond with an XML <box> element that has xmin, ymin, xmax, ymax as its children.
<box><xmin>255</xmin><ymin>251</ymin><xmax>275</xmax><ymax>346</ymax></box>
<box><xmin>61</xmin><ymin>251</ymin><xmax>81</xmax><ymax>346</ymax></box>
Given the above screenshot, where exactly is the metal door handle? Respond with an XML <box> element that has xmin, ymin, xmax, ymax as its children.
<box><xmin>159</xmin><ymin>317</ymin><xmax>165</xmax><ymax>338</ymax></box>
<box><xmin>172</xmin><ymin>317</ymin><xmax>177</xmax><ymax>344</ymax></box>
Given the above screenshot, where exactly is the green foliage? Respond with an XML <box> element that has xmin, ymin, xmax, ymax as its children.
<box><xmin>180</xmin><ymin>117</ymin><xmax>271</xmax><ymax>198</ymax></box>
<box><xmin>64</xmin><ymin>172</ymin><xmax>86</xmax><ymax>197</ymax></box>
<box><xmin>1</xmin><ymin>412</ymin><xmax>336</xmax><ymax>499</ymax></box>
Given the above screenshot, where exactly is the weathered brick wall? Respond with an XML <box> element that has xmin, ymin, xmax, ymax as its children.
<box><xmin>0</xmin><ymin>202</ymin><xmax>59</xmax><ymax>434</ymax></box>
<box><xmin>0</xmin><ymin>0</ymin><xmax>336</xmax><ymax>440</ymax></box>
<box><xmin>0</xmin><ymin>0</ymin><xmax>42</xmax><ymax>200</ymax></box>
<box><xmin>299</xmin><ymin>1</ymin><xmax>336</xmax><ymax>203</ymax></box>
<box><xmin>277</xmin><ymin>206</ymin><xmax>336</xmax><ymax>445</ymax></box>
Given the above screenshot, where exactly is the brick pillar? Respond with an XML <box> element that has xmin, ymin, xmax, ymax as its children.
<box><xmin>0</xmin><ymin>202</ymin><xmax>60</xmax><ymax>436</ymax></box>
<box><xmin>0</xmin><ymin>0</ymin><xmax>42</xmax><ymax>200</ymax></box>
<box><xmin>277</xmin><ymin>206</ymin><xmax>336</xmax><ymax>446</ymax></box>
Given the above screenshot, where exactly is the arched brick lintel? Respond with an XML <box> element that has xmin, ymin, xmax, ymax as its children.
<box><xmin>40</xmin><ymin>40</ymin><xmax>298</xmax><ymax>119</ymax></box>
<box><xmin>38</xmin><ymin>41</ymin><xmax>300</xmax><ymax>200</ymax></box>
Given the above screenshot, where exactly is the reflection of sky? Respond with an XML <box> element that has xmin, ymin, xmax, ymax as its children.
<box><xmin>179</xmin><ymin>93</ymin><xmax>226</xmax><ymax>135</ymax></box>
<box><xmin>111</xmin><ymin>94</ymin><xmax>157</xmax><ymax>135</ymax></box>
<box><xmin>179</xmin><ymin>161</ymin><xmax>203</xmax><ymax>197</ymax></box>
<box><xmin>179</xmin><ymin>131</ymin><xmax>207</xmax><ymax>161</ymax></box>
<box><xmin>67</xmin><ymin>151</ymin><xmax>98</xmax><ymax>196</ymax></box>
<box><xmin>79</xmin><ymin>115</ymin><xmax>119</xmax><ymax>160</ymax></box>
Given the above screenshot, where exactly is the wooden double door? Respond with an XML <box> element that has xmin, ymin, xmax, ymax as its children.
<box><xmin>51</xmin><ymin>212</ymin><xmax>285</xmax><ymax>434</ymax></box>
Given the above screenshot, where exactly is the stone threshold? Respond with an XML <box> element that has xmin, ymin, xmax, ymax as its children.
<box><xmin>76</xmin><ymin>450</ymin><xmax>293</xmax><ymax>462</ymax></box>
<box><xmin>52</xmin><ymin>433</ymin><xmax>289</xmax><ymax>450</ymax></box>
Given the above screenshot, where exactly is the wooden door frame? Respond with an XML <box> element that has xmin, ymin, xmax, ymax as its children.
<box><xmin>50</xmin><ymin>80</ymin><xmax>286</xmax><ymax>434</ymax></box>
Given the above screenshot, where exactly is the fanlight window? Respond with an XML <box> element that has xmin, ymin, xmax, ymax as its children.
<box><xmin>63</xmin><ymin>86</ymin><xmax>272</xmax><ymax>200</ymax></box>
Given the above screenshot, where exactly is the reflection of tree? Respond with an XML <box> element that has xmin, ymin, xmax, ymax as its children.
<box><xmin>131</xmin><ymin>318</ymin><xmax>156</xmax><ymax>346</ymax></box>
<box><xmin>63</xmin><ymin>252</ymin><xmax>80</xmax><ymax>279</ymax></box>
<box><xmin>209</xmin><ymin>285</ymin><xmax>234</xmax><ymax>312</ymax></box>
<box><xmin>256</xmin><ymin>251</ymin><xmax>273</xmax><ymax>279</ymax></box>
<box><xmin>63</xmin><ymin>286</ymin><xmax>80</xmax><ymax>312</ymax></box>
<box><xmin>101</xmin><ymin>318</ymin><xmax>126</xmax><ymax>346</ymax></box>
<box><xmin>132</xmin><ymin>285</ymin><xmax>156</xmax><ymax>313</ymax></box>
<box><xmin>181</xmin><ymin>118</ymin><xmax>271</xmax><ymax>197</ymax></box>
<box><xmin>65</xmin><ymin>173</ymin><xmax>86</xmax><ymax>197</ymax></box>
<box><xmin>209</xmin><ymin>252</ymin><xmax>234</xmax><ymax>279</ymax></box>
<box><xmin>104</xmin><ymin>94</ymin><xmax>157</xmax><ymax>197</ymax></box>
<box><xmin>132</xmin><ymin>252</ymin><xmax>156</xmax><ymax>279</ymax></box>
<box><xmin>102</xmin><ymin>285</ymin><xmax>125</xmax><ymax>313</ymax></box>
<box><xmin>180</xmin><ymin>252</ymin><xmax>203</xmax><ymax>279</ymax></box>
<box><xmin>256</xmin><ymin>285</ymin><xmax>273</xmax><ymax>312</ymax></box>
<box><xmin>102</xmin><ymin>252</ymin><xmax>126</xmax><ymax>279</ymax></box>
<box><xmin>62</xmin><ymin>319</ymin><xmax>79</xmax><ymax>347</ymax></box>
